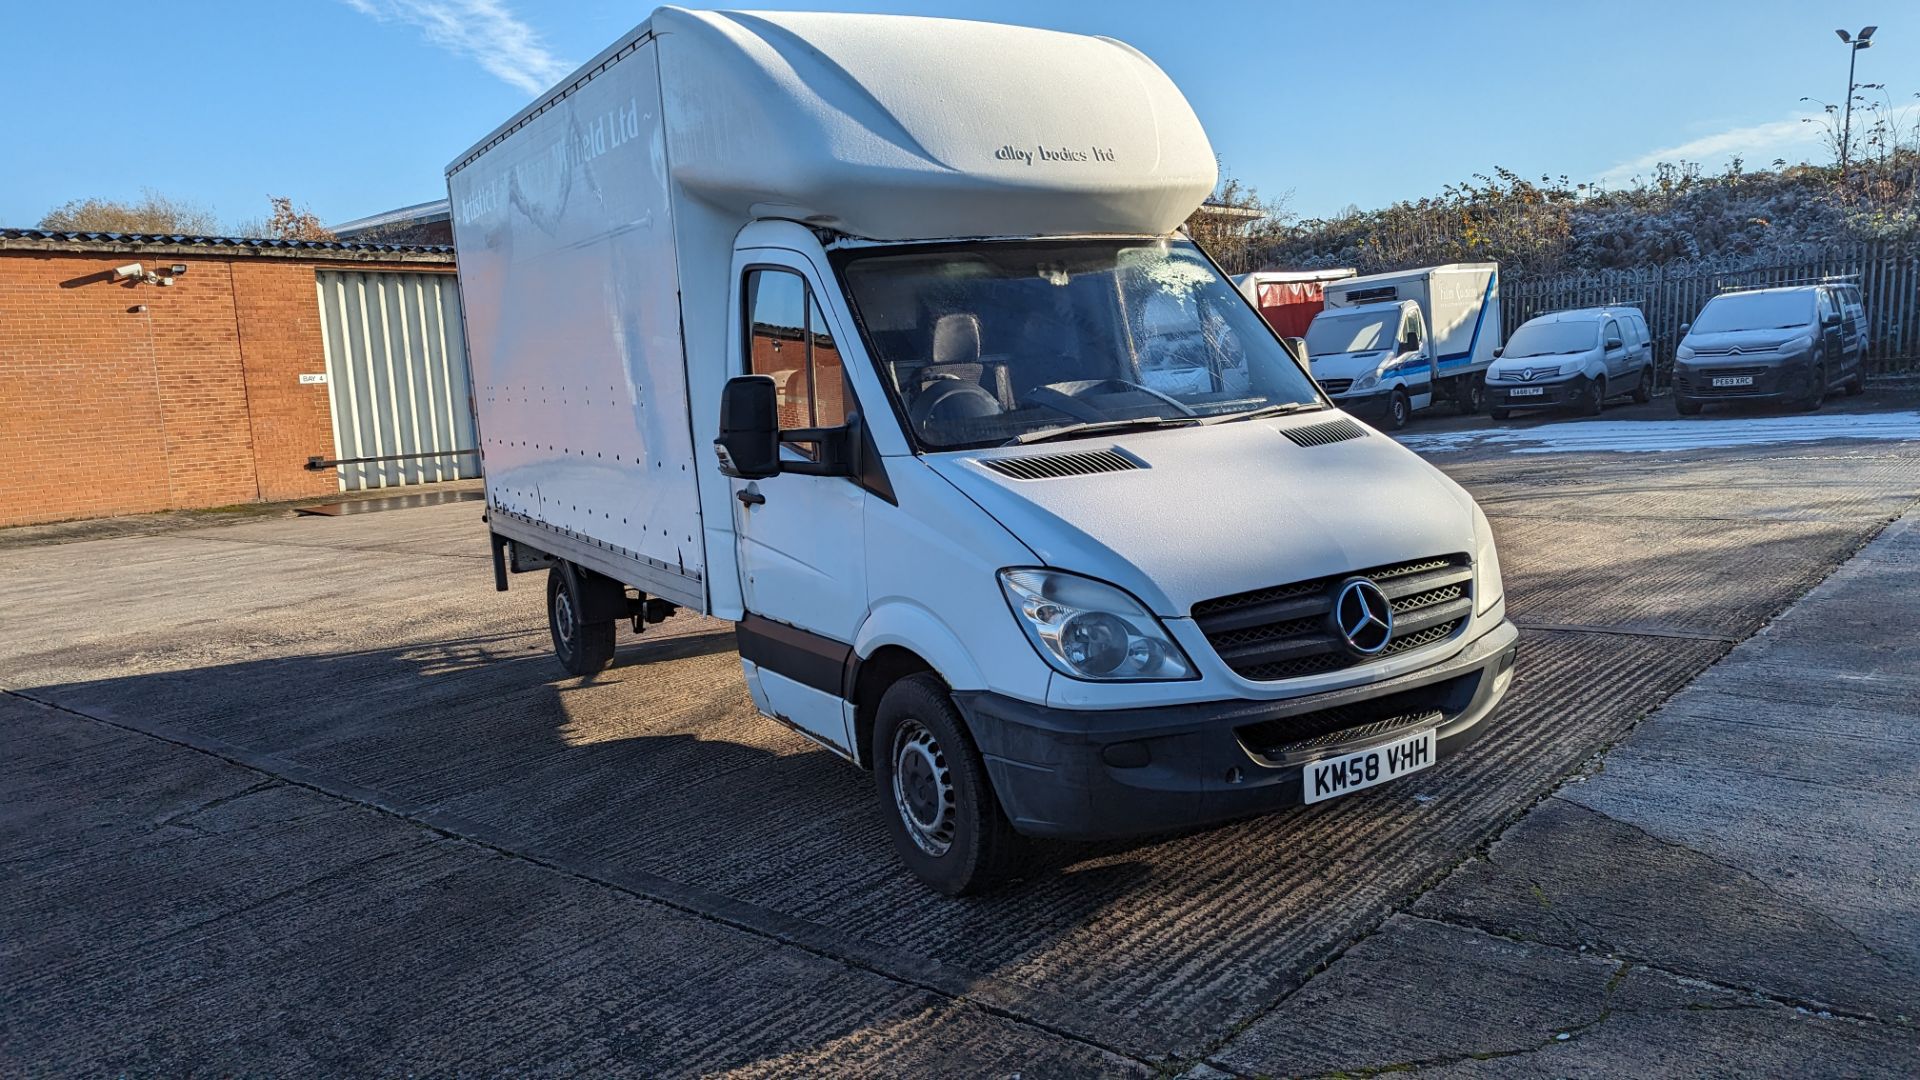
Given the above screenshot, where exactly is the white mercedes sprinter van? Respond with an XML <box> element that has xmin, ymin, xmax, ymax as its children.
<box><xmin>449</xmin><ymin>7</ymin><xmax>1519</xmax><ymax>894</ymax></box>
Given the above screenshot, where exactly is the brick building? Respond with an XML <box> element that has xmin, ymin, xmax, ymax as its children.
<box><xmin>0</xmin><ymin>229</ymin><xmax>460</xmax><ymax>527</ymax></box>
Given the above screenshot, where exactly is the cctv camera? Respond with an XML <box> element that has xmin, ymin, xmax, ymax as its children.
<box><xmin>111</xmin><ymin>263</ymin><xmax>144</xmax><ymax>281</ymax></box>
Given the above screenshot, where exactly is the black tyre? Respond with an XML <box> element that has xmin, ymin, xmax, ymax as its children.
<box><xmin>871</xmin><ymin>673</ymin><xmax>1026</xmax><ymax>896</ymax></box>
<box><xmin>1632</xmin><ymin>366</ymin><xmax>1654</xmax><ymax>404</ymax></box>
<box><xmin>1455</xmin><ymin>380</ymin><xmax>1485</xmax><ymax>415</ymax></box>
<box><xmin>1386</xmin><ymin>388</ymin><xmax>1412</xmax><ymax>431</ymax></box>
<box><xmin>1797</xmin><ymin>364</ymin><xmax>1826</xmax><ymax>412</ymax></box>
<box><xmin>1489</xmin><ymin>406</ymin><xmax>1512</xmax><ymax>421</ymax></box>
<box><xmin>1844</xmin><ymin>369</ymin><xmax>1866</xmax><ymax>396</ymax></box>
<box><xmin>1578</xmin><ymin>376</ymin><xmax>1605</xmax><ymax>416</ymax></box>
<box><xmin>548</xmin><ymin>566</ymin><xmax>616</xmax><ymax>676</ymax></box>
<box><xmin>1675</xmin><ymin>395</ymin><xmax>1703</xmax><ymax>416</ymax></box>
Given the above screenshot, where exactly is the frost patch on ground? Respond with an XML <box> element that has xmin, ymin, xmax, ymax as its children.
<box><xmin>1398</xmin><ymin>413</ymin><xmax>1920</xmax><ymax>455</ymax></box>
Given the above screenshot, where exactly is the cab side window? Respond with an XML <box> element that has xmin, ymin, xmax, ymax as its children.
<box><xmin>1401</xmin><ymin>316</ymin><xmax>1423</xmax><ymax>352</ymax></box>
<box><xmin>1603</xmin><ymin>319</ymin><xmax>1622</xmax><ymax>348</ymax></box>
<box><xmin>744</xmin><ymin>269</ymin><xmax>849</xmax><ymax>450</ymax></box>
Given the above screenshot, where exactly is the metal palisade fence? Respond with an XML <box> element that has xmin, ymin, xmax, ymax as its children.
<box><xmin>1502</xmin><ymin>242</ymin><xmax>1920</xmax><ymax>383</ymax></box>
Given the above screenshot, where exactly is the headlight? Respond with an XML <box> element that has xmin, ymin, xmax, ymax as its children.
<box><xmin>1352</xmin><ymin>370</ymin><xmax>1381</xmax><ymax>392</ymax></box>
<box><xmin>1674</xmin><ymin>344</ymin><xmax>1695</xmax><ymax>362</ymax></box>
<box><xmin>999</xmin><ymin>569</ymin><xmax>1195</xmax><ymax>681</ymax></box>
<box><xmin>1473</xmin><ymin>505</ymin><xmax>1504</xmax><ymax>616</ymax></box>
<box><xmin>1780</xmin><ymin>334</ymin><xmax>1814</xmax><ymax>354</ymax></box>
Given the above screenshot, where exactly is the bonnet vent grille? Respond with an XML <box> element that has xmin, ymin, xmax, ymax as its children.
<box><xmin>979</xmin><ymin>448</ymin><xmax>1141</xmax><ymax>480</ymax></box>
<box><xmin>1282</xmin><ymin>417</ymin><xmax>1368</xmax><ymax>448</ymax></box>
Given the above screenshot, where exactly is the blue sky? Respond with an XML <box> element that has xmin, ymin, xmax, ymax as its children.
<box><xmin>2</xmin><ymin>1</ymin><xmax>1911</xmax><ymax>230</ymax></box>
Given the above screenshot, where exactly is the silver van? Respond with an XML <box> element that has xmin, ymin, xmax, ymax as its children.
<box><xmin>1673</xmin><ymin>283</ymin><xmax>1867</xmax><ymax>413</ymax></box>
<box><xmin>1485</xmin><ymin>307</ymin><xmax>1653</xmax><ymax>419</ymax></box>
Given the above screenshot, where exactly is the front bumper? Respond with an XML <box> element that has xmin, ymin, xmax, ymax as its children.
<box><xmin>1489</xmin><ymin>377</ymin><xmax>1583</xmax><ymax>409</ymax></box>
<box><xmin>1330</xmin><ymin>389</ymin><xmax>1390</xmax><ymax>419</ymax></box>
<box><xmin>956</xmin><ymin>619</ymin><xmax>1520</xmax><ymax>839</ymax></box>
<box><xmin>1673</xmin><ymin>355</ymin><xmax>1809</xmax><ymax>403</ymax></box>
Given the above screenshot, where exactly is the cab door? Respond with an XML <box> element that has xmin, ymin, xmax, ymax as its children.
<box><xmin>1601</xmin><ymin>318</ymin><xmax>1629</xmax><ymax>383</ymax></box>
<box><xmin>1815</xmin><ymin>289</ymin><xmax>1845</xmax><ymax>383</ymax></box>
<box><xmin>728</xmin><ymin>249</ymin><xmax>868</xmax><ymax>755</ymax></box>
<box><xmin>1401</xmin><ymin>307</ymin><xmax>1434</xmax><ymax>410</ymax></box>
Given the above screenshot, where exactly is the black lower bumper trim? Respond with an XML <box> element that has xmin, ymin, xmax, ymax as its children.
<box><xmin>955</xmin><ymin>621</ymin><xmax>1519</xmax><ymax>840</ymax></box>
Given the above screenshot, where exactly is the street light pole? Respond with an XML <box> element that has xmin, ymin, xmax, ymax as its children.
<box><xmin>1834</xmin><ymin>26</ymin><xmax>1878</xmax><ymax>176</ymax></box>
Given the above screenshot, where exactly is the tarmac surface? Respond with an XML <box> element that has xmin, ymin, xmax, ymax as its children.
<box><xmin>4</xmin><ymin>392</ymin><xmax>1918</xmax><ymax>1076</ymax></box>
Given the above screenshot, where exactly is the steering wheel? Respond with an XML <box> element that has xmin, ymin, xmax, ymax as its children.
<box><xmin>1020</xmin><ymin>378</ymin><xmax>1199</xmax><ymax>420</ymax></box>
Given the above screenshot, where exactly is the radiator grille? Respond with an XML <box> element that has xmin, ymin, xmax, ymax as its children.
<box><xmin>1193</xmin><ymin>554</ymin><xmax>1473</xmax><ymax>682</ymax></box>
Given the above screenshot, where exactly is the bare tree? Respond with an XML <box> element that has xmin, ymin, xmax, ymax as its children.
<box><xmin>1184</xmin><ymin>168</ymin><xmax>1293</xmax><ymax>274</ymax></box>
<box><xmin>261</xmin><ymin>196</ymin><xmax>336</xmax><ymax>242</ymax></box>
<box><xmin>38</xmin><ymin>189</ymin><xmax>222</xmax><ymax>234</ymax></box>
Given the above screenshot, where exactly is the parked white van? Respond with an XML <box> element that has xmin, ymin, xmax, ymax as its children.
<box><xmin>1304</xmin><ymin>264</ymin><xmax>1501</xmax><ymax>429</ymax></box>
<box><xmin>449</xmin><ymin>7</ymin><xmax>1518</xmax><ymax>894</ymax></box>
<box><xmin>1486</xmin><ymin>307</ymin><xmax>1654</xmax><ymax>419</ymax></box>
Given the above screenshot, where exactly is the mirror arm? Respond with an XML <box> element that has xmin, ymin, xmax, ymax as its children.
<box><xmin>777</xmin><ymin>422</ymin><xmax>857</xmax><ymax>477</ymax></box>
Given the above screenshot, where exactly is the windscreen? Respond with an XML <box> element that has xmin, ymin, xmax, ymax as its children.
<box><xmin>834</xmin><ymin>238</ymin><xmax>1324</xmax><ymax>450</ymax></box>
<box><xmin>1305</xmin><ymin>311</ymin><xmax>1396</xmax><ymax>356</ymax></box>
<box><xmin>1692</xmin><ymin>291</ymin><xmax>1816</xmax><ymax>334</ymax></box>
<box><xmin>1503</xmin><ymin>320</ymin><xmax>1598</xmax><ymax>357</ymax></box>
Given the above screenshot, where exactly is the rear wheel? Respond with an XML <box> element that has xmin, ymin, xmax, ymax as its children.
<box><xmin>872</xmin><ymin>673</ymin><xmax>1026</xmax><ymax>896</ymax></box>
<box><xmin>1632</xmin><ymin>366</ymin><xmax>1654</xmax><ymax>404</ymax></box>
<box><xmin>1386</xmin><ymin>388</ymin><xmax>1412</xmax><ymax>431</ymax></box>
<box><xmin>1675</xmin><ymin>395</ymin><xmax>1703</xmax><ymax>416</ymax></box>
<box><xmin>1455</xmin><ymin>379</ymin><xmax>1485</xmax><ymax>415</ymax></box>
<box><xmin>548</xmin><ymin>566</ymin><xmax>616</xmax><ymax>676</ymax></box>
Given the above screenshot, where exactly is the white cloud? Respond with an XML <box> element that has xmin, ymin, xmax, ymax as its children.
<box><xmin>344</xmin><ymin>0</ymin><xmax>573</xmax><ymax>95</ymax></box>
<box><xmin>1595</xmin><ymin>111</ymin><xmax>1828</xmax><ymax>187</ymax></box>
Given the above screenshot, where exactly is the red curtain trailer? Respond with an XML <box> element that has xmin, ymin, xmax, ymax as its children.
<box><xmin>1237</xmin><ymin>269</ymin><xmax>1357</xmax><ymax>338</ymax></box>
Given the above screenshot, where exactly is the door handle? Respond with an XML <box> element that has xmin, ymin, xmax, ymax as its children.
<box><xmin>736</xmin><ymin>489</ymin><xmax>765</xmax><ymax>507</ymax></box>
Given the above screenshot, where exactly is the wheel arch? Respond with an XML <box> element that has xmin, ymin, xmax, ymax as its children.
<box><xmin>847</xmin><ymin>600</ymin><xmax>994</xmax><ymax>766</ymax></box>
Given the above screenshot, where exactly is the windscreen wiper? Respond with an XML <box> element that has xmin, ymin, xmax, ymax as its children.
<box><xmin>1009</xmin><ymin>416</ymin><xmax>1201</xmax><ymax>446</ymax></box>
<box><xmin>1201</xmin><ymin>401</ymin><xmax>1328</xmax><ymax>425</ymax></box>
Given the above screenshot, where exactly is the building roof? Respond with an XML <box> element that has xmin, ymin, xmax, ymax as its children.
<box><xmin>0</xmin><ymin>227</ymin><xmax>455</xmax><ymax>263</ymax></box>
<box><xmin>330</xmin><ymin>199</ymin><xmax>452</xmax><ymax>238</ymax></box>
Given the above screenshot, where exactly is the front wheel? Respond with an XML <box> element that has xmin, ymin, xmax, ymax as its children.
<box><xmin>548</xmin><ymin>566</ymin><xmax>616</xmax><ymax>676</ymax></box>
<box><xmin>1632</xmin><ymin>366</ymin><xmax>1654</xmax><ymax>404</ymax></box>
<box><xmin>1578</xmin><ymin>376</ymin><xmax>1605</xmax><ymax>417</ymax></box>
<box><xmin>1386</xmin><ymin>388</ymin><xmax>1412</xmax><ymax>431</ymax></box>
<box><xmin>1844</xmin><ymin>369</ymin><xmax>1866</xmax><ymax>396</ymax></box>
<box><xmin>1675</xmin><ymin>395</ymin><xmax>1703</xmax><ymax>416</ymax></box>
<box><xmin>1797</xmin><ymin>364</ymin><xmax>1826</xmax><ymax>412</ymax></box>
<box><xmin>872</xmin><ymin>674</ymin><xmax>1026</xmax><ymax>895</ymax></box>
<box><xmin>1489</xmin><ymin>406</ymin><xmax>1512</xmax><ymax>421</ymax></box>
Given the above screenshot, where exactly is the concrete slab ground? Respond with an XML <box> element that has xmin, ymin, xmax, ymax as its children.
<box><xmin>1212</xmin><ymin>508</ymin><xmax>1920</xmax><ymax>1077</ymax></box>
<box><xmin>3</xmin><ymin>407</ymin><xmax>1918</xmax><ymax>1075</ymax></box>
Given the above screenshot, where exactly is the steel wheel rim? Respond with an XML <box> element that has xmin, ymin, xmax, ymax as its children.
<box><xmin>891</xmin><ymin>718</ymin><xmax>956</xmax><ymax>857</ymax></box>
<box><xmin>554</xmin><ymin>587</ymin><xmax>576</xmax><ymax>650</ymax></box>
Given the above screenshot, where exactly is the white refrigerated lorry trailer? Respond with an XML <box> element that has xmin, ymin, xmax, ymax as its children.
<box><xmin>449</xmin><ymin>7</ymin><xmax>1516</xmax><ymax>894</ymax></box>
<box><xmin>1302</xmin><ymin>264</ymin><xmax>1501</xmax><ymax>429</ymax></box>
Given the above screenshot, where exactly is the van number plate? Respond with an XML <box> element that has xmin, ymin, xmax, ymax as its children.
<box><xmin>1508</xmin><ymin>386</ymin><xmax>1545</xmax><ymax>396</ymax></box>
<box><xmin>1305</xmin><ymin>729</ymin><xmax>1436</xmax><ymax>804</ymax></box>
<box><xmin>1712</xmin><ymin>376</ymin><xmax>1754</xmax><ymax>387</ymax></box>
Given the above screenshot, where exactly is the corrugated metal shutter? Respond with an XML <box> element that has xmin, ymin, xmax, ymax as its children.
<box><xmin>314</xmin><ymin>270</ymin><xmax>478</xmax><ymax>490</ymax></box>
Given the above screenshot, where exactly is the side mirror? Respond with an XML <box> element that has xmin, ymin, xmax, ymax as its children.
<box><xmin>1284</xmin><ymin>336</ymin><xmax>1309</xmax><ymax>362</ymax></box>
<box><xmin>1679</xmin><ymin>322</ymin><xmax>1691</xmax><ymax>335</ymax></box>
<box><xmin>1605</xmin><ymin>336</ymin><xmax>1623</xmax><ymax>351</ymax></box>
<box><xmin>714</xmin><ymin>375</ymin><xmax>780</xmax><ymax>479</ymax></box>
<box><xmin>1822</xmin><ymin>312</ymin><xmax>1843</xmax><ymax>327</ymax></box>
<box><xmin>1399</xmin><ymin>337</ymin><xmax>1419</xmax><ymax>354</ymax></box>
<box><xmin>1493</xmin><ymin>346</ymin><xmax>1504</xmax><ymax>358</ymax></box>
